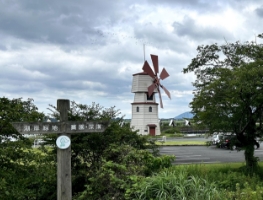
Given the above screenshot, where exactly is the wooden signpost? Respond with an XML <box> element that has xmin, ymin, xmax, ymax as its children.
<box><xmin>11</xmin><ymin>99</ymin><xmax>107</xmax><ymax>200</ymax></box>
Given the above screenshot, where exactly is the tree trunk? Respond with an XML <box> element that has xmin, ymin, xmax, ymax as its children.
<box><xmin>243</xmin><ymin>119</ymin><xmax>258</xmax><ymax>173</ymax></box>
<box><xmin>244</xmin><ymin>144</ymin><xmax>257</xmax><ymax>172</ymax></box>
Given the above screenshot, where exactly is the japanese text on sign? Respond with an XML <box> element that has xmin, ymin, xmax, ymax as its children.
<box><xmin>12</xmin><ymin>121</ymin><xmax>106</xmax><ymax>135</ymax></box>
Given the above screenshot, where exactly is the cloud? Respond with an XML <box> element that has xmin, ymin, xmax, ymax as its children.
<box><xmin>1</xmin><ymin>0</ymin><xmax>263</xmax><ymax>119</ymax></box>
<box><xmin>0</xmin><ymin>0</ymin><xmax>132</xmax><ymax>46</ymax></box>
<box><xmin>255</xmin><ymin>6</ymin><xmax>263</xmax><ymax>18</ymax></box>
<box><xmin>172</xmin><ymin>16</ymin><xmax>234</xmax><ymax>42</ymax></box>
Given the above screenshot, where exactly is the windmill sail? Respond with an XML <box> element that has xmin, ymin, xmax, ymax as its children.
<box><xmin>142</xmin><ymin>54</ymin><xmax>171</xmax><ymax>108</ymax></box>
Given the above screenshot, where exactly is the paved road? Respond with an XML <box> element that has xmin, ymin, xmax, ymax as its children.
<box><xmin>160</xmin><ymin>145</ymin><xmax>263</xmax><ymax>164</ymax></box>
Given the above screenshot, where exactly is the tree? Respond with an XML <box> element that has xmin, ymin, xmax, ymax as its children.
<box><xmin>0</xmin><ymin>97</ymin><xmax>56</xmax><ymax>199</ymax></box>
<box><xmin>0</xmin><ymin>98</ymin><xmax>172</xmax><ymax>199</ymax></box>
<box><xmin>0</xmin><ymin>97</ymin><xmax>45</xmax><ymax>154</ymax></box>
<box><xmin>77</xmin><ymin>145</ymin><xmax>174</xmax><ymax>200</ymax></box>
<box><xmin>47</xmin><ymin>101</ymin><xmax>165</xmax><ymax>198</ymax></box>
<box><xmin>183</xmin><ymin>41</ymin><xmax>263</xmax><ymax>171</ymax></box>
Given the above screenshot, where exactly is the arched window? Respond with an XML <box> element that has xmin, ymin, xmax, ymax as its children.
<box><xmin>136</xmin><ymin>107</ymin><xmax>139</xmax><ymax>112</ymax></box>
<box><xmin>149</xmin><ymin>106</ymin><xmax>152</xmax><ymax>112</ymax></box>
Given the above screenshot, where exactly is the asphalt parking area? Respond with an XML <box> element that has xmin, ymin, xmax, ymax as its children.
<box><xmin>160</xmin><ymin>146</ymin><xmax>263</xmax><ymax>164</ymax></box>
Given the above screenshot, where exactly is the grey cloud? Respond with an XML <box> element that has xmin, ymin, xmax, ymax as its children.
<box><xmin>172</xmin><ymin>16</ymin><xmax>234</xmax><ymax>42</ymax></box>
<box><xmin>133</xmin><ymin>23</ymin><xmax>191</xmax><ymax>53</ymax></box>
<box><xmin>2</xmin><ymin>60</ymin><xmax>131</xmax><ymax>97</ymax></box>
<box><xmin>0</xmin><ymin>0</ymin><xmax>135</xmax><ymax>45</ymax></box>
<box><xmin>0</xmin><ymin>78</ymin><xmax>46</xmax><ymax>94</ymax></box>
<box><xmin>255</xmin><ymin>6</ymin><xmax>263</xmax><ymax>18</ymax></box>
<box><xmin>145</xmin><ymin>0</ymin><xmax>226</xmax><ymax>13</ymax></box>
<box><xmin>0</xmin><ymin>44</ymin><xmax>7</xmax><ymax>51</ymax></box>
<box><xmin>1</xmin><ymin>0</ymin><xmax>262</xmax><ymax>118</ymax></box>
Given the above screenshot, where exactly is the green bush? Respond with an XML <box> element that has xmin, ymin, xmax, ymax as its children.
<box><xmin>75</xmin><ymin>145</ymin><xmax>175</xmax><ymax>200</ymax></box>
<box><xmin>0</xmin><ymin>147</ymin><xmax>56</xmax><ymax>200</ymax></box>
<box><xmin>162</xmin><ymin>127</ymin><xmax>180</xmax><ymax>134</ymax></box>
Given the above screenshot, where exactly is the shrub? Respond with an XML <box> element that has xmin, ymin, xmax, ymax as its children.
<box><xmin>75</xmin><ymin>145</ymin><xmax>175</xmax><ymax>200</ymax></box>
<box><xmin>163</xmin><ymin>127</ymin><xmax>180</xmax><ymax>134</ymax></box>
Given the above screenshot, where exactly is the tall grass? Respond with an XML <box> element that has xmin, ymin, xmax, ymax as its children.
<box><xmin>135</xmin><ymin>168</ymin><xmax>221</xmax><ymax>200</ymax></box>
<box><xmin>173</xmin><ymin>163</ymin><xmax>263</xmax><ymax>191</ymax></box>
<box><xmin>133</xmin><ymin>163</ymin><xmax>263</xmax><ymax>200</ymax></box>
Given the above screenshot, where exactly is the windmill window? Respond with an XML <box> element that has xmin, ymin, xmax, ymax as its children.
<box><xmin>149</xmin><ymin>106</ymin><xmax>152</xmax><ymax>112</ymax></box>
<box><xmin>147</xmin><ymin>93</ymin><xmax>153</xmax><ymax>100</ymax></box>
<box><xmin>136</xmin><ymin>107</ymin><xmax>139</xmax><ymax>112</ymax></box>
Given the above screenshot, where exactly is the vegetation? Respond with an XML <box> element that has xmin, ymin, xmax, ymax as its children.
<box><xmin>46</xmin><ymin>100</ymin><xmax>174</xmax><ymax>199</ymax></box>
<box><xmin>2</xmin><ymin>97</ymin><xmax>263</xmax><ymax>199</ymax></box>
<box><xmin>184</xmin><ymin>41</ymin><xmax>263</xmax><ymax>171</ymax></box>
<box><xmin>155</xmin><ymin>140</ymin><xmax>206</xmax><ymax>146</ymax></box>
<box><xmin>0</xmin><ymin>97</ymin><xmax>56</xmax><ymax>200</ymax></box>
<box><xmin>132</xmin><ymin>164</ymin><xmax>263</xmax><ymax>200</ymax></box>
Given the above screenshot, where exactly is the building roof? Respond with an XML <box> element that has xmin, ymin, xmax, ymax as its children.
<box><xmin>147</xmin><ymin>124</ymin><xmax>157</xmax><ymax>127</ymax></box>
<box><xmin>132</xmin><ymin>71</ymin><xmax>149</xmax><ymax>76</ymax></box>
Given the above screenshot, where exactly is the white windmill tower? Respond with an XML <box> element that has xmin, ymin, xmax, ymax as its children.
<box><xmin>130</xmin><ymin>54</ymin><xmax>171</xmax><ymax>135</ymax></box>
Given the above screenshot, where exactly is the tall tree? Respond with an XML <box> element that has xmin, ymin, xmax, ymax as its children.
<box><xmin>183</xmin><ymin>41</ymin><xmax>263</xmax><ymax>171</ymax></box>
<box><xmin>47</xmin><ymin>101</ymin><xmax>161</xmax><ymax>197</ymax></box>
<box><xmin>0</xmin><ymin>97</ymin><xmax>57</xmax><ymax>200</ymax></box>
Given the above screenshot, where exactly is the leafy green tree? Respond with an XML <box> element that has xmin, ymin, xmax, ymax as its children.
<box><xmin>0</xmin><ymin>97</ymin><xmax>44</xmax><ymax>137</ymax></box>
<box><xmin>0</xmin><ymin>97</ymin><xmax>56</xmax><ymax>199</ymax></box>
<box><xmin>0</xmin><ymin>97</ymin><xmax>45</xmax><ymax>164</ymax></box>
<box><xmin>183</xmin><ymin>41</ymin><xmax>263</xmax><ymax>171</ymax></box>
<box><xmin>47</xmin><ymin>101</ymin><xmax>164</xmax><ymax>198</ymax></box>
<box><xmin>76</xmin><ymin>145</ymin><xmax>174</xmax><ymax>200</ymax></box>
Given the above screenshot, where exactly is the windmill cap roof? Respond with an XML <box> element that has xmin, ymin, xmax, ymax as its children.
<box><xmin>133</xmin><ymin>71</ymin><xmax>149</xmax><ymax>76</ymax></box>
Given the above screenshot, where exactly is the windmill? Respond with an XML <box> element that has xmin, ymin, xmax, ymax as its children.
<box><xmin>130</xmin><ymin>54</ymin><xmax>171</xmax><ymax>136</ymax></box>
<box><xmin>142</xmin><ymin>54</ymin><xmax>171</xmax><ymax>108</ymax></box>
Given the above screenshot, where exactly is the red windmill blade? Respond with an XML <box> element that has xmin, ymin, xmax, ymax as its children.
<box><xmin>151</xmin><ymin>54</ymin><xmax>159</xmax><ymax>74</ymax></box>
<box><xmin>157</xmin><ymin>87</ymin><xmax>163</xmax><ymax>108</ymax></box>
<box><xmin>160</xmin><ymin>68</ymin><xmax>169</xmax><ymax>80</ymax></box>
<box><xmin>142</xmin><ymin>60</ymin><xmax>155</xmax><ymax>78</ymax></box>
<box><xmin>142</xmin><ymin>54</ymin><xmax>171</xmax><ymax>108</ymax></box>
<box><xmin>160</xmin><ymin>84</ymin><xmax>171</xmax><ymax>99</ymax></box>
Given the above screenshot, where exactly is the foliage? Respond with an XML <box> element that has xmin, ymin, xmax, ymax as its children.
<box><xmin>0</xmin><ymin>148</ymin><xmax>56</xmax><ymax>200</ymax></box>
<box><xmin>47</xmin><ymin>101</ymin><xmax>163</xmax><ymax>198</ymax></box>
<box><xmin>162</xmin><ymin>127</ymin><xmax>180</xmax><ymax>134</ymax></box>
<box><xmin>133</xmin><ymin>169</ymin><xmax>221</xmax><ymax>200</ymax></box>
<box><xmin>0</xmin><ymin>97</ymin><xmax>56</xmax><ymax>199</ymax></box>
<box><xmin>48</xmin><ymin>101</ymin><xmax>119</xmax><ymax>122</ymax></box>
<box><xmin>76</xmin><ymin>145</ymin><xmax>174</xmax><ymax>200</ymax></box>
<box><xmin>183</xmin><ymin>41</ymin><xmax>263</xmax><ymax>170</ymax></box>
<box><xmin>223</xmin><ymin>182</ymin><xmax>263</xmax><ymax>200</ymax></box>
<box><xmin>0</xmin><ymin>97</ymin><xmax>45</xmax><ymax>137</ymax></box>
<box><xmin>174</xmin><ymin>164</ymin><xmax>263</xmax><ymax>193</ymax></box>
<box><xmin>131</xmin><ymin>164</ymin><xmax>263</xmax><ymax>200</ymax></box>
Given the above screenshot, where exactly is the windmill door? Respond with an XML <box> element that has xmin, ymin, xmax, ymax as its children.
<box><xmin>149</xmin><ymin>127</ymin><xmax>155</xmax><ymax>136</ymax></box>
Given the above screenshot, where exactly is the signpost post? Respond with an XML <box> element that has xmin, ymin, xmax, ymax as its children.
<box><xmin>11</xmin><ymin>99</ymin><xmax>107</xmax><ymax>200</ymax></box>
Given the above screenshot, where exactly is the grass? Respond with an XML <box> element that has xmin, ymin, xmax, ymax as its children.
<box><xmin>156</xmin><ymin>140</ymin><xmax>206</xmax><ymax>145</ymax></box>
<box><xmin>135</xmin><ymin>162</ymin><xmax>263</xmax><ymax>199</ymax></box>
<box><xmin>174</xmin><ymin>162</ymin><xmax>245</xmax><ymax>170</ymax></box>
<box><xmin>182</xmin><ymin>162</ymin><xmax>263</xmax><ymax>169</ymax></box>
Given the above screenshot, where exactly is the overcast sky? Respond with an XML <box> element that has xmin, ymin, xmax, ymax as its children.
<box><xmin>1</xmin><ymin>0</ymin><xmax>263</xmax><ymax>119</ymax></box>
